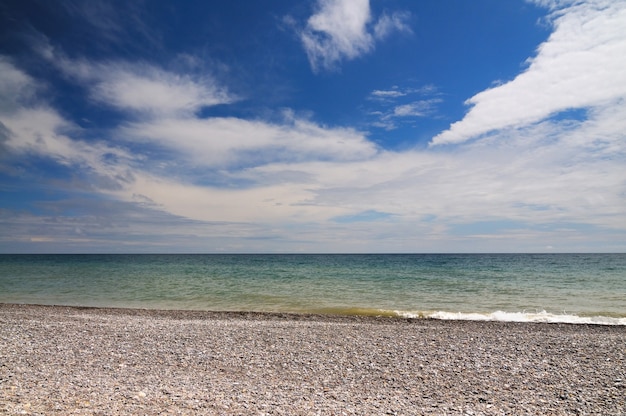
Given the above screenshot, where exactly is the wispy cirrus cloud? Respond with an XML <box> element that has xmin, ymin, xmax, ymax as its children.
<box><xmin>36</xmin><ymin>48</ymin><xmax>379</xmax><ymax>170</ymax></box>
<box><xmin>0</xmin><ymin>58</ymin><xmax>139</xmax><ymax>197</ymax></box>
<box><xmin>369</xmin><ymin>85</ymin><xmax>437</xmax><ymax>102</ymax></box>
<box><xmin>432</xmin><ymin>0</ymin><xmax>626</xmax><ymax>145</ymax></box>
<box><xmin>373</xmin><ymin>11</ymin><xmax>412</xmax><ymax>40</ymax></box>
<box><xmin>299</xmin><ymin>0</ymin><xmax>411</xmax><ymax>72</ymax></box>
<box><xmin>2</xmin><ymin>0</ymin><xmax>625</xmax><ymax>254</ymax></box>
<box><xmin>121</xmin><ymin>115</ymin><xmax>377</xmax><ymax>170</ymax></box>
<box><xmin>60</xmin><ymin>0</ymin><xmax>161</xmax><ymax>52</ymax></box>
<box><xmin>0</xmin><ymin>55</ymin><xmax>377</xmax><ymax>226</ymax></box>
<box><xmin>392</xmin><ymin>100</ymin><xmax>442</xmax><ymax>118</ymax></box>
<box><xmin>92</xmin><ymin>65</ymin><xmax>233</xmax><ymax>116</ymax></box>
<box><xmin>53</xmin><ymin>58</ymin><xmax>234</xmax><ymax>117</ymax></box>
<box><xmin>1</xmin><ymin>56</ymin><xmax>624</xmax><ymax>252</ymax></box>
<box><xmin>367</xmin><ymin>85</ymin><xmax>441</xmax><ymax>130</ymax></box>
<box><xmin>0</xmin><ymin>57</ymin><xmax>40</xmax><ymax>113</ymax></box>
<box><xmin>370</xmin><ymin>89</ymin><xmax>406</xmax><ymax>99</ymax></box>
<box><xmin>34</xmin><ymin>45</ymin><xmax>378</xmax><ymax>172</ymax></box>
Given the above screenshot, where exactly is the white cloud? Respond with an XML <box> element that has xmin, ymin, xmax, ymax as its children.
<box><xmin>120</xmin><ymin>114</ymin><xmax>377</xmax><ymax>169</ymax></box>
<box><xmin>250</xmin><ymin>111</ymin><xmax>625</xmax><ymax>231</ymax></box>
<box><xmin>119</xmin><ymin>113</ymin><xmax>378</xmax><ymax>173</ymax></box>
<box><xmin>0</xmin><ymin>57</ymin><xmax>39</xmax><ymax>112</ymax></box>
<box><xmin>36</xmin><ymin>43</ymin><xmax>234</xmax><ymax>117</ymax></box>
<box><xmin>0</xmin><ymin>57</ymin><xmax>375</xmax><ymax>224</ymax></box>
<box><xmin>0</xmin><ymin>59</ymin><xmax>139</xmax><ymax>191</ymax></box>
<box><xmin>0</xmin><ymin>60</ymin><xmax>71</xmax><ymax>154</ymax></box>
<box><xmin>301</xmin><ymin>0</ymin><xmax>372</xmax><ymax>72</ymax></box>
<box><xmin>369</xmin><ymin>85</ymin><xmax>437</xmax><ymax>101</ymax></box>
<box><xmin>432</xmin><ymin>0</ymin><xmax>626</xmax><ymax>145</ymax></box>
<box><xmin>91</xmin><ymin>65</ymin><xmax>233</xmax><ymax>116</ymax></box>
<box><xmin>370</xmin><ymin>89</ymin><xmax>406</xmax><ymax>99</ymax></box>
<box><xmin>62</xmin><ymin>0</ymin><xmax>126</xmax><ymax>40</ymax></box>
<box><xmin>392</xmin><ymin>99</ymin><xmax>441</xmax><ymax>117</ymax></box>
<box><xmin>2</xmin><ymin>106</ymin><xmax>138</xmax><ymax>192</ymax></box>
<box><xmin>300</xmin><ymin>0</ymin><xmax>410</xmax><ymax>72</ymax></box>
<box><xmin>528</xmin><ymin>0</ymin><xmax>583</xmax><ymax>9</ymax></box>
<box><xmin>113</xmin><ymin>173</ymin><xmax>340</xmax><ymax>224</ymax></box>
<box><xmin>373</xmin><ymin>11</ymin><xmax>412</xmax><ymax>39</ymax></box>
<box><xmin>60</xmin><ymin>0</ymin><xmax>158</xmax><ymax>48</ymax></box>
<box><xmin>1</xmin><ymin>45</ymin><xmax>624</xmax><ymax>252</ymax></box>
<box><xmin>367</xmin><ymin>85</ymin><xmax>441</xmax><ymax>129</ymax></box>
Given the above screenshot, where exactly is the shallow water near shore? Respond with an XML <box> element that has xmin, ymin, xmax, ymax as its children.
<box><xmin>0</xmin><ymin>253</ymin><xmax>624</xmax><ymax>324</ymax></box>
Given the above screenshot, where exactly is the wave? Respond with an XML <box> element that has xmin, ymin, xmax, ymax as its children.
<box><xmin>309</xmin><ymin>306</ymin><xmax>626</xmax><ymax>325</ymax></box>
<box><xmin>395</xmin><ymin>310</ymin><xmax>626</xmax><ymax>325</ymax></box>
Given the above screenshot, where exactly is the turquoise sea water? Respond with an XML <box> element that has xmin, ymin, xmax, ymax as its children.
<box><xmin>0</xmin><ymin>254</ymin><xmax>624</xmax><ymax>324</ymax></box>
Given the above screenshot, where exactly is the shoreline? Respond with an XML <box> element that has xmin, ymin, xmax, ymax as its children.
<box><xmin>1</xmin><ymin>303</ymin><xmax>625</xmax><ymax>414</ymax></box>
<box><xmin>1</xmin><ymin>302</ymin><xmax>624</xmax><ymax>325</ymax></box>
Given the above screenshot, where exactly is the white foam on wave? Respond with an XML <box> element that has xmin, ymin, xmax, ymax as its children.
<box><xmin>395</xmin><ymin>310</ymin><xmax>626</xmax><ymax>325</ymax></box>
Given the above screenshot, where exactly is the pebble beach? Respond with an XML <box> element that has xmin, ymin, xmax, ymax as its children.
<box><xmin>1</xmin><ymin>304</ymin><xmax>624</xmax><ymax>415</ymax></box>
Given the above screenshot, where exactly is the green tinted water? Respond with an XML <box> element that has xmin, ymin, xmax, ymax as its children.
<box><xmin>0</xmin><ymin>254</ymin><xmax>624</xmax><ymax>324</ymax></box>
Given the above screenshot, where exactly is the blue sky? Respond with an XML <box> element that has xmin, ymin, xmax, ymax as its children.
<box><xmin>1</xmin><ymin>0</ymin><xmax>625</xmax><ymax>253</ymax></box>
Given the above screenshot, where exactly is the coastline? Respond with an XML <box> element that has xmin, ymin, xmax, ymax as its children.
<box><xmin>1</xmin><ymin>303</ymin><xmax>625</xmax><ymax>414</ymax></box>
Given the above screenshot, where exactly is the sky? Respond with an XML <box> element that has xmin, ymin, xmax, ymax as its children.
<box><xmin>0</xmin><ymin>0</ymin><xmax>625</xmax><ymax>253</ymax></box>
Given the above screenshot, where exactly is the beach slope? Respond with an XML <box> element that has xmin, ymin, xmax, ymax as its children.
<box><xmin>1</xmin><ymin>304</ymin><xmax>624</xmax><ymax>415</ymax></box>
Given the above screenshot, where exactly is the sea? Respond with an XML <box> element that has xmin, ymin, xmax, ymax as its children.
<box><xmin>0</xmin><ymin>253</ymin><xmax>624</xmax><ymax>325</ymax></box>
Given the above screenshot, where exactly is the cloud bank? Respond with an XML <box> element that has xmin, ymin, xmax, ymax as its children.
<box><xmin>1</xmin><ymin>1</ymin><xmax>625</xmax><ymax>253</ymax></box>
